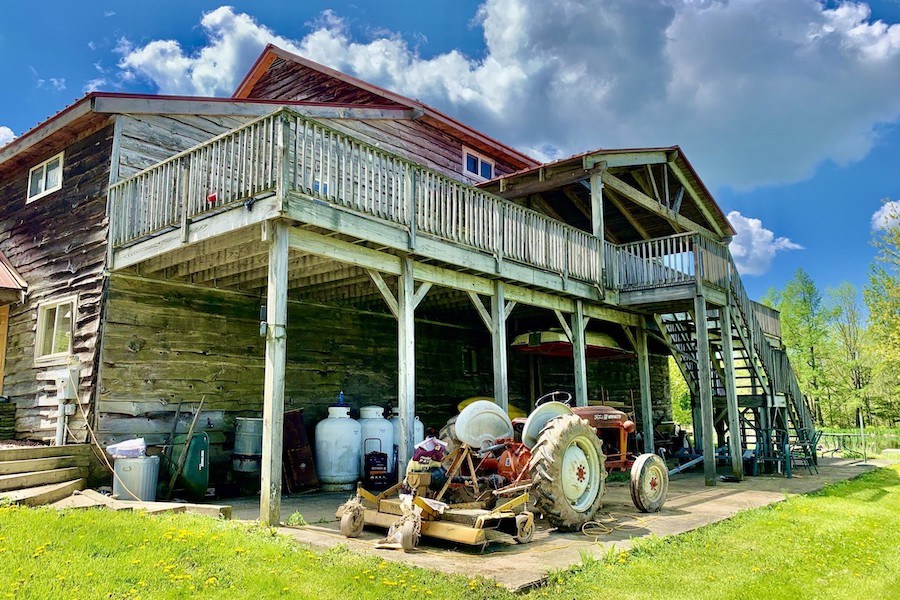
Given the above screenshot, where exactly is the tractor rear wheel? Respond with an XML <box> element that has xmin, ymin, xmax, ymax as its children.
<box><xmin>529</xmin><ymin>414</ymin><xmax>606</xmax><ymax>531</ymax></box>
<box><xmin>630</xmin><ymin>453</ymin><xmax>669</xmax><ymax>513</ymax></box>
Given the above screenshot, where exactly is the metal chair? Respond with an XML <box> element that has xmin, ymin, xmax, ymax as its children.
<box><xmin>790</xmin><ymin>428</ymin><xmax>822</xmax><ymax>475</ymax></box>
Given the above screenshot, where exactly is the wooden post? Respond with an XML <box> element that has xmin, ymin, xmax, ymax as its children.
<box><xmin>572</xmin><ymin>300</ymin><xmax>589</xmax><ymax>407</ymax></box>
<box><xmin>490</xmin><ymin>280</ymin><xmax>509</xmax><ymax>412</ymax></box>
<box><xmin>721</xmin><ymin>300</ymin><xmax>744</xmax><ymax>479</ymax></box>
<box><xmin>636</xmin><ymin>323</ymin><xmax>654</xmax><ymax>453</ymax></box>
<box><xmin>261</xmin><ymin>220</ymin><xmax>289</xmax><ymax>525</ymax></box>
<box><xmin>397</xmin><ymin>256</ymin><xmax>416</xmax><ymax>479</ymax></box>
<box><xmin>693</xmin><ymin>294</ymin><xmax>717</xmax><ymax>486</ymax></box>
<box><xmin>589</xmin><ymin>172</ymin><xmax>603</xmax><ymax>238</ymax></box>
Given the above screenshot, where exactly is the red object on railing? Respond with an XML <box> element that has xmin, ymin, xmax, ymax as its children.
<box><xmin>207</xmin><ymin>192</ymin><xmax>217</xmax><ymax>205</ymax></box>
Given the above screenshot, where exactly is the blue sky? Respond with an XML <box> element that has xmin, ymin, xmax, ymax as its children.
<box><xmin>2</xmin><ymin>1</ymin><xmax>899</xmax><ymax>301</ymax></box>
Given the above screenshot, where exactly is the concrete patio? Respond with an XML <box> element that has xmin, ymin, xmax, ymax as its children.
<box><xmin>225</xmin><ymin>457</ymin><xmax>884</xmax><ymax>591</ymax></box>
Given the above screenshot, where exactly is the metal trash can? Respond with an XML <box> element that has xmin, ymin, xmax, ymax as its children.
<box><xmin>113</xmin><ymin>455</ymin><xmax>160</xmax><ymax>501</ymax></box>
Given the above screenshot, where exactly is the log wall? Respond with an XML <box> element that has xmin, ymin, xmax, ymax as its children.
<box><xmin>0</xmin><ymin>123</ymin><xmax>114</xmax><ymax>441</ymax></box>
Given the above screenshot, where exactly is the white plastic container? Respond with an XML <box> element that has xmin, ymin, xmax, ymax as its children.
<box><xmin>113</xmin><ymin>455</ymin><xmax>160</xmax><ymax>501</ymax></box>
<box><xmin>388</xmin><ymin>407</ymin><xmax>425</xmax><ymax>474</ymax></box>
<box><xmin>315</xmin><ymin>406</ymin><xmax>362</xmax><ymax>491</ymax></box>
<box><xmin>358</xmin><ymin>405</ymin><xmax>393</xmax><ymax>474</ymax></box>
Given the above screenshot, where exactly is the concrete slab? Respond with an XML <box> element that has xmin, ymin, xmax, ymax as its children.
<box><xmin>223</xmin><ymin>457</ymin><xmax>886</xmax><ymax>592</ymax></box>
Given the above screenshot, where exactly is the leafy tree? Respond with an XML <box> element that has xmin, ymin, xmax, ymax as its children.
<box><xmin>668</xmin><ymin>357</ymin><xmax>692</xmax><ymax>427</ymax></box>
<box><xmin>763</xmin><ymin>268</ymin><xmax>835</xmax><ymax>425</ymax></box>
<box><xmin>864</xmin><ymin>200</ymin><xmax>900</xmax><ymax>424</ymax></box>
<box><xmin>824</xmin><ymin>282</ymin><xmax>869</xmax><ymax>424</ymax></box>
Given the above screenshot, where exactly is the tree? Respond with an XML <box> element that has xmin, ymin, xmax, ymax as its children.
<box><xmin>764</xmin><ymin>268</ymin><xmax>835</xmax><ymax>424</ymax></box>
<box><xmin>825</xmin><ymin>282</ymin><xmax>869</xmax><ymax>423</ymax></box>
<box><xmin>864</xmin><ymin>200</ymin><xmax>900</xmax><ymax>424</ymax></box>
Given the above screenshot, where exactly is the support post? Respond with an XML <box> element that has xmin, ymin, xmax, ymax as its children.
<box><xmin>693</xmin><ymin>294</ymin><xmax>717</xmax><ymax>486</ymax></box>
<box><xmin>261</xmin><ymin>220</ymin><xmax>289</xmax><ymax>525</ymax></box>
<box><xmin>636</xmin><ymin>323</ymin><xmax>654</xmax><ymax>453</ymax></box>
<box><xmin>397</xmin><ymin>256</ymin><xmax>416</xmax><ymax>479</ymax></box>
<box><xmin>490</xmin><ymin>280</ymin><xmax>509</xmax><ymax>412</ymax></box>
<box><xmin>720</xmin><ymin>301</ymin><xmax>744</xmax><ymax>479</ymax></box>
<box><xmin>572</xmin><ymin>300</ymin><xmax>589</xmax><ymax>407</ymax></box>
<box><xmin>589</xmin><ymin>172</ymin><xmax>604</xmax><ymax>238</ymax></box>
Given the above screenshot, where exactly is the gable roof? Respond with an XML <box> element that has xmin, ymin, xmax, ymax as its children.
<box><xmin>233</xmin><ymin>45</ymin><xmax>539</xmax><ymax>171</ymax></box>
<box><xmin>479</xmin><ymin>146</ymin><xmax>735</xmax><ymax>239</ymax></box>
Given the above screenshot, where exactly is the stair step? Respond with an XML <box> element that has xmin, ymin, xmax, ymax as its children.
<box><xmin>0</xmin><ymin>478</ymin><xmax>86</xmax><ymax>506</ymax></box>
<box><xmin>0</xmin><ymin>455</ymin><xmax>88</xmax><ymax>475</ymax></box>
<box><xmin>0</xmin><ymin>444</ymin><xmax>93</xmax><ymax>462</ymax></box>
<box><xmin>0</xmin><ymin>467</ymin><xmax>88</xmax><ymax>492</ymax></box>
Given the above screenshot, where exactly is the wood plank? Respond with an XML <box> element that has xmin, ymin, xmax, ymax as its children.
<box><xmin>0</xmin><ymin>444</ymin><xmax>93</xmax><ymax>461</ymax></box>
<box><xmin>0</xmin><ymin>466</ymin><xmax>88</xmax><ymax>492</ymax></box>
<box><xmin>572</xmin><ymin>300</ymin><xmax>588</xmax><ymax>407</ymax></box>
<box><xmin>667</xmin><ymin>160</ymin><xmax>726</xmax><ymax>238</ymax></box>
<box><xmin>0</xmin><ymin>455</ymin><xmax>88</xmax><ymax>475</ymax></box>
<box><xmin>1</xmin><ymin>478</ymin><xmax>86</xmax><ymax>506</ymax></box>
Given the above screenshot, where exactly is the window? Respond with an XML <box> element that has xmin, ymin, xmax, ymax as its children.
<box><xmin>35</xmin><ymin>296</ymin><xmax>76</xmax><ymax>363</ymax></box>
<box><xmin>462</xmin><ymin>147</ymin><xmax>495</xmax><ymax>181</ymax></box>
<box><xmin>27</xmin><ymin>151</ymin><xmax>64</xmax><ymax>203</ymax></box>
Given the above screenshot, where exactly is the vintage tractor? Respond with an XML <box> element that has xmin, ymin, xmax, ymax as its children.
<box><xmin>438</xmin><ymin>392</ymin><xmax>669</xmax><ymax>530</ymax></box>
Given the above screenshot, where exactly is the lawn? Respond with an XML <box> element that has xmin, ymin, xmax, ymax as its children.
<box><xmin>1</xmin><ymin>465</ymin><xmax>898</xmax><ymax>600</ymax></box>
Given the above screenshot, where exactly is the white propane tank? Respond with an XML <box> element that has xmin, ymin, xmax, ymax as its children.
<box><xmin>388</xmin><ymin>407</ymin><xmax>425</xmax><ymax>474</ymax></box>
<box><xmin>358</xmin><ymin>405</ymin><xmax>393</xmax><ymax>474</ymax></box>
<box><xmin>315</xmin><ymin>405</ymin><xmax>362</xmax><ymax>491</ymax></box>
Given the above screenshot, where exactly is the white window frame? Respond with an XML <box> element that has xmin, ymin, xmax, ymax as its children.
<box><xmin>462</xmin><ymin>147</ymin><xmax>495</xmax><ymax>182</ymax></box>
<box><xmin>34</xmin><ymin>295</ymin><xmax>77</xmax><ymax>365</ymax></box>
<box><xmin>26</xmin><ymin>151</ymin><xmax>65</xmax><ymax>203</ymax></box>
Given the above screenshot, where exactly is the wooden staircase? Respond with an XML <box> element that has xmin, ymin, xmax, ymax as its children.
<box><xmin>0</xmin><ymin>445</ymin><xmax>91</xmax><ymax>506</ymax></box>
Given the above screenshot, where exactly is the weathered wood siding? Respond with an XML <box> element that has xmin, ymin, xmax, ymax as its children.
<box><xmin>98</xmin><ymin>275</ymin><xmax>495</xmax><ymax>478</ymax></box>
<box><xmin>115</xmin><ymin>114</ymin><xmax>256</xmax><ymax>180</ymax></box>
<box><xmin>0</xmin><ymin>124</ymin><xmax>114</xmax><ymax>440</ymax></box>
<box><xmin>244</xmin><ymin>58</ymin><xmax>522</xmax><ymax>182</ymax></box>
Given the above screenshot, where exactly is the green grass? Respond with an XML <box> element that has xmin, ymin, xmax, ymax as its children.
<box><xmin>2</xmin><ymin>466</ymin><xmax>899</xmax><ymax>600</ymax></box>
<box><xmin>528</xmin><ymin>465</ymin><xmax>900</xmax><ymax>600</ymax></box>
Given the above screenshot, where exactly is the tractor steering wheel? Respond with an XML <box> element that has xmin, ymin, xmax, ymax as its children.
<box><xmin>535</xmin><ymin>391</ymin><xmax>574</xmax><ymax>407</ymax></box>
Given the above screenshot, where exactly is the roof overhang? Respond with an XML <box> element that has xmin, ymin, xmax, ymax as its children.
<box><xmin>480</xmin><ymin>146</ymin><xmax>735</xmax><ymax>239</ymax></box>
<box><xmin>0</xmin><ymin>251</ymin><xmax>26</xmax><ymax>305</ymax></box>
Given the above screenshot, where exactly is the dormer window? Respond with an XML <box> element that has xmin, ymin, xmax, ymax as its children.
<box><xmin>27</xmin><ymin>151</ymin><xmax>64</xmax><ymax>203</ymax></box>
<box><xmin>463</xmin><ymin>147</ymin><xmax>494</xmax><ymax>181</ymax></box>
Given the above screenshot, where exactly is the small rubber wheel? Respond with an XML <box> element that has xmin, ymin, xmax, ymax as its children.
<box><xmin>630</xmin><ymin>453</ymin><xmax>669</xmax><ymax>513</ymax></box>
<box><xmin>399</xmin><ymin>520</ymin><xmax>419</xmax><ymax>552</ymax></box>
<box><xmin>514</xmin><ymin>512</ymin><xmax>535</xmax><ymax>544</ymax></box>
<box><xmin>340</xmin><ymin>506</ymin><xmax>364</xmax><ymax>538</ymax></box>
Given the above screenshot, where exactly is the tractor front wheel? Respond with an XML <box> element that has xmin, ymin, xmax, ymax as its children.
<box><xmin>630</xmin><ymin>453</ymin><xmax>669</xmax><ymax>513</ymax></box>
<box><xmin>529</xmin><ymin>414</ymin><xmax>607</xmax><ymax>531</ymax></box>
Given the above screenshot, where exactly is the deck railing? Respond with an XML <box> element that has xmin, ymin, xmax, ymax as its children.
<box><xmin>751</xmin><ymin>301</ymin><xmax>782</xmax><ymax>339</ymax></box>
<box><xmin>281</xmin><ymin>113</ymin><xmax>601</xmax><ymax>283</ymax></box>
<box><xmin>607</xmin><ymin>231</ymin><xmax>729</xmax><ymax>292</ymax></box>
<box><xmin>109</xmin><ymin>112</ymin><xmax>281</xmax><ymax>246</ymax></box>
<box><xmin>109</xmin><ymin>109</ymin><xmax>602</xmax><ymax>286</ymax></box>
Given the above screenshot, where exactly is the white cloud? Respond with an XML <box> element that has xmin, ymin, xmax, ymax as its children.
<box><xmin>728</xmin><ymin>211</ymin><xmax>802</xmax><ymax>276</ymax></box>
<box><xmin>0</xmin><ymin>126</ymin><xmax>14</xmax><ymax>147</ymax></box>
<box><xmin>871</xmin><ymin>200</ymin><xmax>900</xmax><ymax>230</ymax></box>
<box><xmin>117</xmin><ymin>7</ymin><xmax>301</xmax><ymax>96</ymax></box>
<box><xmin>116</xmin><ymin>2</ymin><xmax>900</xmax><ymax>191</ymax></box>
<box><xmin>83</xmin><ymin>78</ymin><xmax>107</xmax><ymax>93</ymax></box>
